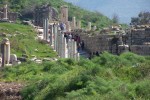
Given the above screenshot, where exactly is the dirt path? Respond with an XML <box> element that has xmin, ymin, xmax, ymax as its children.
<box><xmin>0</xmin><ymin>82</ymin><xmax>24</xmax><ymax>100</ymax></box>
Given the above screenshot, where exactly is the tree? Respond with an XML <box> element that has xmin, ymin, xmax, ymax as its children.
<box><xmin>131</xmin><ymin>17</ymin><xmax>139</xmax><ymax>25</ymax></box>
<box><xmin>131</xmin><ymin>11</ymin><xmax>150</xmax><ymax>25</ymax></box>
<box><xmin>112</xmin><ymin>13</ymin><xmax>119</xmax><ymax>24</ymax></box>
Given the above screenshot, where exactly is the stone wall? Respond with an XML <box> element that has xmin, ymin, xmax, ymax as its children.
<box><xmin>0</xmin><ymin>5</ymin><xmax>18</xmax><ymax>22</ymax></box>
<box><xmin>74</xmin><ymin>26</ymin><xmax>150</xmax><ymax>56</ymax></box>
<box><xmin>34</xmin><ymin>4</ymin><xmax>58</xmax><ymax>27</ymax></box>
<box><xmin>126</xmin><ymin>27</ymin><xmax>150</xmax><ymax>45</ymax></box>
<box><xmin>130</xmin><ymin>45</ymin><xmax>150</xmax><ymax>55</ymax></box>
<box><xmin>75</xmin><ymin>31</ymin><xmax>123</xmax><ymax>54</ymax></box>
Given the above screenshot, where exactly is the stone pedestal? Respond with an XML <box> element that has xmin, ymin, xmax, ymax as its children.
<box><xmin>1</xmin><ymin>38</ymin><xmax>10</xmax><ymax>67</ymax></box>
<box><xmin>93</xmin><ymin>26</ymin><xmax>97</xmax><ymax>31</ymax></box>
<box><xmin>10</xmin><ymin>54</ymin><xmax>21</xmax><ymax>65</ymax></box>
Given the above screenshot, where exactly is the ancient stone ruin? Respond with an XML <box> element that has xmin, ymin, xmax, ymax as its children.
<box><xmin>0</xmin><ymin>38</ymin><xmax>21</xmax><ymax>67</ymax></box>
<box><xmin>34</xmin><ymin>4</ymin><xmax>58</xmax><ymax>27</ymax></box>
<box><xmin>34</xmin><ymin>4</ymin><xmax>150</xmax><ymax>58</ymax></box>
<box><xmin>0</xmin><ymin>4</ymin><xmax>18</xmax><ymax>22</ymax></box>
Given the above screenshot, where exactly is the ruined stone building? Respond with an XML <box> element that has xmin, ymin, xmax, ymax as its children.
<box><xmin>126</xmin><ymin>25</ymin><xmax>150</xmax><ymax>55</ymax></box>
<box><xmin>34</xmin><ymin>4</ymin><xmax>150</xmax><ymax>56</ymax></box>
<box><xmin>34</xmin><ymin>4</ymin><xmax>58</xmax><ymax>27</ymax></box>
<box><xmin>74</xmin><ymin>24</ymin><xmax>150</xmax><ymax>56</ymax></box>
<box><xmin>0</xmin><ymin>4</ymin><xmax>18</xmax><ymax>22</ymax></box>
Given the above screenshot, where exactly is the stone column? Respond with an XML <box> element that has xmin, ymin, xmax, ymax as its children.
<box><xmin>43</xmin><ymin>19</ymin><xmax>46</xmax><ymax>40</ymax></box>
<box><xmin>1</xmin><ymin>38</ymin><xmax>10</xmax><ymax>67</ymax></box>
<box><xmin>73</xmin><ymin>41</ymin><xmax>77</xmax><ymax>59</ymax></box>
<box><xmin>0</xmin><ymin>56</ymin><xmax>2</xmax><ymax>67</ymax></box>
<box><xmin>60</xmin><ymin>5</ymin><xmax>68</xmax><ymax>23</ymax></box>
<box><xmin>88</xmin><ymin>22</ymin><xmax>92</xmax><ymax>31</ymax></box>
<box><xmin>54</xmin><ymin>24</ymin><xmax>58</xmax><ymax>51</ymax></box>
<box><xmin>46</xmin><ymin>18</ymin><xmax>49</xmax><ymax>41</ymax></box>
<box><xmin>77</xmin><ymin>20</ymin><xmax>81</xmax><ymax>29</ymax></box>
<box><xmin>60</xmin><ymin>33</ymin><xmax>64</xmax><ymax>58</ymax></box>
<box><xmin>67</xmin><ymin>39</ymin><xmax>72</xmax><ymax>58</ymax></box>
<box><xmin>3</xmin><ymin>4</ymin><xmax>8</xmax><ymax>20</ymax></box>
<box><xmin>72</xmin><ymin>17</ymin><xmax>76</xmax><ymax>30</ymax></box>
<box><xmin>70</xmin><ymin>40</ymin><xmax>74</xmax><ymax>58</ymax></box>
<box><xmin>43</xmin><ymin>18</ymin><xmax>49</xmax><ymax>41</ymax></box>
<box><xmin>50</xmin><ymin>24</ymin><xmax>54</xmax><ymax>47</ymax></box>
<box><xmin>62</xmin><ymin>37</ymin><xmax>68</xmax><ymax>58</ymax></box>
<box><xmin>66</xmin><ymin>21</ymin><xmax>71</xmax><ymax>32</ymax></box>
<box><xmin>57</xmin><ymin>30</ymin><xmax>61</xmax><ymax>56</ymax></box>
<box><xmin>76</xmin><ymin>53</ymin><xmax>80</xmax><ymax>61</ymax></box>
<box><xmin>56</xmin><ymin>26</ymin><xmax>61</xmax><ymax>53</ymax></box>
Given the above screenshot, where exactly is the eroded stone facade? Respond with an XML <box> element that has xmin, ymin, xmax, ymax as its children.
<box><xmin>34</xmin><ymin>4</ymin><xmax>58</xmax><ymax>27</ymax></box>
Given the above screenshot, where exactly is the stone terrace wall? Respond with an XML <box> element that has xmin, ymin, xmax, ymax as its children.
<box><xmin>75</xmin><ymin>31</ymin><xmax>121</xmax><ymax>54</ymax></box>
<box><xmin>126</xmin><ymin>28</ymin><xmax>150</xmax><ymax>45</ymax></box>
<box><xmin>130</xmin><ymin>45</ymin><xmax>150</xmax><ymax>55</ymax></box>
<box><xmin>34</xmin><ymin>4</ymin><xmax>58</xmax><ymax>27</ymax></box>
<box><xmin>125</xmin><ymin>27</ymin><xmax>150</xmax><ymax>55</ymax></box>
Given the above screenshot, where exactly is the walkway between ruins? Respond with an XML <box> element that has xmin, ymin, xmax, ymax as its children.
<box><xmin>78</xmin><ymin>49</ymin><xmax>89</xmax><ymax>58</ymax></box>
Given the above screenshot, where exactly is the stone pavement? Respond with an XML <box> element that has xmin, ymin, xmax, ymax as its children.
<box><xmin>78</xmin><ymin>49</ymin><xmax>89</xmax><ymax>58</ymax></box>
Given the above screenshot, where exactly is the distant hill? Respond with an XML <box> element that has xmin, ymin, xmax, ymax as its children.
<box><xmin>0</xmin><ymin>0</ymin><xmax>113</xmax><ymax>29</ymax></box>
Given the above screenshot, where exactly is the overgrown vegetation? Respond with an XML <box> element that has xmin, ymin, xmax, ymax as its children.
<box><xmin>0</xmin><ymin>1</ymin><xmax>149</xmax><ymax>100</ymax></box>
<box><xmin>131</xmin><ymin>11</ymin><xmax>150</xmax><ymax>25</ymax></box>
<box><xmin>0</xmin><ymin>52</ymin><xmax>149</xmax><ymax>100</ymax></box>
<box><xmin>0</xmin><ymin>22</ymin><xmax>57</xmax><ymax>58</ymax></box>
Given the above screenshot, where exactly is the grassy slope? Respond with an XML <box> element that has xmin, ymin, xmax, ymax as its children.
<box><xmin>0</xmin><ymin>52</ymin><xmax>149</xmax><ymax>100</ymax></box>
<box><xmin>0</xmin><ymin>22</ymin><xmax>57</xmax><ymax>58</ymax></box>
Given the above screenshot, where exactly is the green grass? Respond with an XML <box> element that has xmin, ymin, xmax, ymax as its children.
<box><xmin>0</xmin><ymin>52</ymin><xmax>149</xmax><ymax>100</ymax></box>
<box><xmin>0</xmin><ymin>22</ymin><xmax>57</xmax><ymax>58</ymax></box>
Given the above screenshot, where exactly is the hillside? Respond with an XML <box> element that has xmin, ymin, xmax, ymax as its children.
<box><xmin>0</xmin><ymin>0</ymin><xmax>149</xmax><ymax>100</ymax></box>
<box><xmin>0</xmin><ymin>0</ymin><xmax>113</xmax><ymax>29</ymax></box>
<box><xmin>0</xmin><ymin>52</ymin><xmax>150</xmax><ymax>100</ymax></box>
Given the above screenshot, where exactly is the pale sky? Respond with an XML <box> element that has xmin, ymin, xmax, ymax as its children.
<box><xmin>65</xmin><ymin>0</ymin><xmax>150</xmax><ymax>24</ymax></box>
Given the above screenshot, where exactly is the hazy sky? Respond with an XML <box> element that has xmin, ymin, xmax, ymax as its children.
<box><xmin>65</xmin><ymin>0</ymin><xmax>150</xmax><ymax>24</ymax></box>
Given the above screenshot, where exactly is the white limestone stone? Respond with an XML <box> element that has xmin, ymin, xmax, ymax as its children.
<box><xmin>77</xmin><ymin>20</ymin><xmax>81</xmax><ymax>29</ymax></box>
<box><xmin>1</xmin><ymin>38</ymin><xmax>10</xmax><ymax>67</ymax></box>
<box><xmin>72</xmin><ymin>17</ymin><xmax>76</xmax><ymax>30</ymax></box>
<box><xmin>3</xmin><ymin>4</ymin><xmax>8</xmax><ymax>20</ymax></box>
<box><xmin>88</xmin><ymin>22</ymin><xmax>92</xmax><ymax>31</ymax></box>
<box><xmin>60</xmin><ymin>5</ymin><xmax>68</xmax><ymax>23</ymax></box>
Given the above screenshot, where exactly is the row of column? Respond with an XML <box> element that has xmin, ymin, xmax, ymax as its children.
<box><xmin>47</xmin><ymin>23</ymin><xmax>80</xmax><ymax>61</ymax></box>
